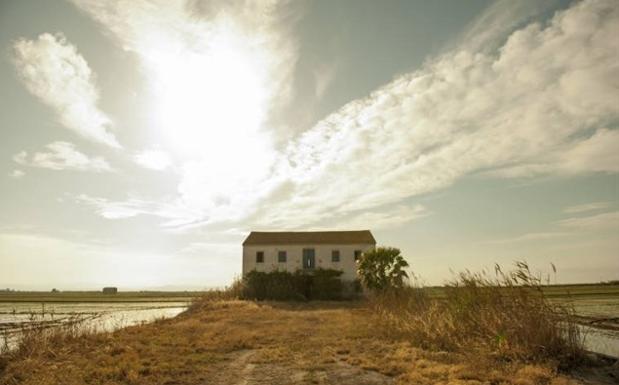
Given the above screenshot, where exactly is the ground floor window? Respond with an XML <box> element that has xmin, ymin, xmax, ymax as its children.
<box><xmin>354</xmin><ymin>250</ymin><xmax>362</xmax><ymax>261</ymax></box>
<box><xmin>331</xmin><ymin>250</ymin><xmax>340</xmax><ymax>262</ymax></box>
<box><xmin>256</xmin><ymin>251</ymin><xmax>264</xmax><ymax>263</ymax></box>
<box><xmin>278</xmin><ymin>250</ymin><xmax>287</xmax><ymax>263</ymax></box>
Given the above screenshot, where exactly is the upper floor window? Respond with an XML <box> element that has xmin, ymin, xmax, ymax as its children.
<box><xmin>331</xmin><ymin>250</ymin><xmax>340</xmax><ymax>262</ymax></box>
<box><xmin>256</xmin><ymin>251</ymin><xmax>264</xmax><ymax>263</ymax></box>
<box><xmin>278</xmin><ymin>250</ymin><xmax>287</xmax><ymax>263</ymax></box>
<box><xmin>354</xmin><ymin>250</ymin><xmax>362</xmax><ymax>262</ymax></box>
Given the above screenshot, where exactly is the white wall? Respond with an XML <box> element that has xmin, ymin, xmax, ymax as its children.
<box><xmin>242</xmin><ymin>244</ymin><xmax>374</xmax><ymax>281</ymax></box>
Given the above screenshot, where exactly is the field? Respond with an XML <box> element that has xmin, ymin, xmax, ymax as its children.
<box><xmin>0</xmin><ymin>285</ymin><xmax>617</xmax><ymax>384</ymax></box>
<box><xmin>2</xmin><ymin>283</ymin><xmax>617</xmax><ymax>304</ymax></box>
<box><xmin>1</xmin><ymin>300</ymin><xmax>614</xmax><ymax>385</ymax></box>
<box><xmin>419</xmin><ymin>283</ymin><xmax>619</xmax><ymax>300</ymax></box>
<box><xmin>0</xmin><ymin>291</ymin><xmax>202</xmax><ymax>303</ymax></box>
<box><xmin>0</xmin><ymin>292</ymin><xmax>196</xmax><ymax>352</ymax></box>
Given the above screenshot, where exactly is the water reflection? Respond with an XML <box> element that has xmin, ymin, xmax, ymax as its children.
<box><xmin>0</xmin><ymin>301</ymin><xmax>188</xmax><ymax>351</ymax></box>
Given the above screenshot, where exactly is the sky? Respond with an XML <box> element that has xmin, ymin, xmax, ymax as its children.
<box><xmin>0</xmin><ymin>0</ymin><xmax>617</xmax><ymax>290</ymax></box>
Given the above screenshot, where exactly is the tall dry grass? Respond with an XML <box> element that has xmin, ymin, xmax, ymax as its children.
<box><xmin>185</xmin><ymin>279</ymin><xmax>245</xmax><ymax>314</ymax></box>
<box><xmin>0</xmin><ymin>313</ymin><xmax>98</xmax><ymax>375</ymax></box>
<box><xmin>369</xmin><ymin>262</ymin><xmax>584</xmax><ymax>366</ymax></box>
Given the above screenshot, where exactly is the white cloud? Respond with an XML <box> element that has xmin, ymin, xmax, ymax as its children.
<box><xmin>557</xmin><ymin>211</ymin><xmax>619</xmax><ymax>230</ymax></box>
<box><xmin>13</xmin><ymin>142</ymin><xmax>112</xmax><ymax>172</ymax></box>
<box><xmin>12</xmin><ymin>33</ymin><xmax>120</xmax><ymax>148</ymax></box>
<box><xmin>8</xmin><ymin>170</ymin><xmax>25</xmax><ymax>179</ymax></box>
<box><xmin>480</xmin><ymin>232</ymin><xmax>569</xmax><ymax>245</ymax></box>
<box><xmin>133</xmin><ymin>149</ymin><xmax>171</xmax><ymax>171</ymax></box>
<box><xmin>313</xmin><ymin>61</ymin><xmax>337</xmax><ymax>99</ymax></box>
<box><xmin>74</xmin><ymin>194</ymin><xmax>200</xmax><ymax>227</ymax></box>
<box><xmin>73</xmin><ymin>0</ymin><xmax>619</xmax><ymax>233</ymax></box>
<box><xmin>316</xmin><ymin>204</ymin><xmax>429</xmax><ymax>231</ymax></box>
<box><xmin>458</xmin><ymin>0</ymin><xmax>562</xmax><ymax>53</ymax></box>
<box><xmin>481</xmin><ymin>206</ymin><xmax>619</xmax><ymax>245</ymax></box>
<box><xmin>564</xmin><ymin>201</ymin><xmax>611</xmax><ymax>214</ymax></box>
<box><xmin>256</xmin><ymin>0</ymin><xmax>619</xmax><ymax>227</ymax></box>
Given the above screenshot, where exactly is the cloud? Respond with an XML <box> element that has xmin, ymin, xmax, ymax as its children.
<box><xmin>12</xmin><ymin>33</ymin><xmax>120</xmax><ymax>148</ymax></box>
<box><xmin>8</xmin><ymin>170</ymin><xmax>25</xmax><ymax>179</ymax></box>
<box><xmin>458</xmin><ymin>0</ymin><xmax>562</xmax><ymax>52</ymax></box>
<box><xmin>317</xmin><ymin>204</ymin><xmax>429</xmax><ymax>231</ymax></box>
<box><xmin>133</xmin><ymin>149</ymin><xmax>171</xmax><ymax>171</ymax></box>
<box><xmin>480</xmin><ymin>231</ymin><xmax>569</xmax><ymax>245</ymax></box>
<box><xmin>256</xmin><ymin>0</ymin><xmax>619</xmax><ymax>227</ymax></box>
<box><xmin>13</xmin><ymin>142</ymin><xmax>112</xmax><ymax>172</ymax></box>
<box><xmin>481</xmin><ymin>204</ymin><xmax>618</xmax><ymax>245</ymax></box>
<box><xmin>564</xmin><ymin>202</ymin><xmax>611</xmax><ymax>214</ymax></box>
<box><xmin>489</xmin><ymin>128</ymin><xmax>619</xmax><ymax>178</ymax></box>
<box><xmin>313</xmin><ymin>61</ymin><xmax>337</xmax><ymax>99</ymax></box>
<box><xmin>557</xmin><ymin>211</ymin><xmax>619</xmax><ymax>230</ymax></box>
<box><xmin>73</xmin><ymin>0</ymin><xmax>619</xmax><ymax>233</ymax></box>
<box><xmin>74</xmin><ymin>194</ymin><xmax>200</xmax><ymax>227</ymax></box>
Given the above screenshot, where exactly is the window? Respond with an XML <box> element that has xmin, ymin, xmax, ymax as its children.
<box><xmin>331</xmin><ymin>250</ymin><xmax>340</xmax><ymax>262</ymax></box>
<box><xmin>256</xmin><ymin>251</ymin><xmax>264</xmax><ymax>263</ymax></box>
<box><xmin>278</xmin><ymin>250</ymin><xmax>287</xmax><ymax>263</ymax></box>
<box><xmin>354</xmin><ymin>250</ymin><xmax>362</xmax><ymax>262</ymax></box>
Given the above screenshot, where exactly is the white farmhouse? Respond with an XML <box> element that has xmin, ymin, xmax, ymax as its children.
<box><xmin>242</xmin><ymin>230</ymin><xmax>376</xmax><ymax>281</ymax></box>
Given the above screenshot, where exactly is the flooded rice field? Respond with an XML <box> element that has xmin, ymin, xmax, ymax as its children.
<box><xmin>558</xmin><ymin>296</ymin><xmax>619</xmax><ymax>358</ymax></box>
<box><xmin>0</xmin><ymin>301</ymin><xmax>189</xmax><ymax>350</ymax></box>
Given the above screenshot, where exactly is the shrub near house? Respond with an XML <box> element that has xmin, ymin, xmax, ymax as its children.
<box><xmin>242</xmin><ymin>269</ymin><xmax>346</xmax><ymax>301</ymax></box>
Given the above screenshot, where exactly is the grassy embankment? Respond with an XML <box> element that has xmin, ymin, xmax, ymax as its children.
<box><xmin>0</xmin><ymin>276</ymin><xmax>617</xmax><ymax>384</ymax></box>
<box><xmin>0</xmin><ymin>300</ymin><xmax>599</xmax><ymax>385</ymax></box>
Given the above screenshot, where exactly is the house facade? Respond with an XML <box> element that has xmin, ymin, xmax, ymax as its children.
<box><xmin>242</xmin><ymin>230</ymin><xmax>376</xmax><ymax>281</ymax></box>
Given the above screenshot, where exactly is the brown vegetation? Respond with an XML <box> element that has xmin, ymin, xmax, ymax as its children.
<box><xmin>369</xmin><ymin>262</ymin><xmax>584</xmax><ymax>365</ymax></box>
<box><xmin>0</xmin><ymin>298</ymin><xmax>601</xmax><ymax>385</ymax></box>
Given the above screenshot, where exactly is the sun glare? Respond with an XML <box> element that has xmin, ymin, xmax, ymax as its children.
<box><xmin>151</xmin><ymin>27</ymin><xmax>271</xmax><ymax>164</ymax></box>
<box><xmin>145</xmin><ymin>23</ymin><xmax>278</xmax><ymax>217</ymax></box>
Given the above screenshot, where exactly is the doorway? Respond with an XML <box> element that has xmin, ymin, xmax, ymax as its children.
<box><xmin>302</xmin><ymin>248</ymin><xmax>315</xmax><ymax>269</ymax></box>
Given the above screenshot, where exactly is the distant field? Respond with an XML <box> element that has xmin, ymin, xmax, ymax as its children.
<box><xmin>0</xmin><ymin>291</ymin><xmax>204</xmax><ymax>303</ymax></box>
<box><xmin>2</xmin><ymin>284</ymin><xmax>617</xmax><ymax>303</ymax></box>
<box><xmin>540</xmin><ymin>284</ymin><xmax>619</xmax><ymax>298</ymax></box>
<box><xmin>422</xmin><ymin>283</ymin><xmax>619</xmax><ymax>299</ymax></box>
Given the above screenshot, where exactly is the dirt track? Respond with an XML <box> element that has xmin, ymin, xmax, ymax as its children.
<box><xmin>206</xmin><ymin>348</ymin><xmax>394</xmax><ymax>385</ymax></box>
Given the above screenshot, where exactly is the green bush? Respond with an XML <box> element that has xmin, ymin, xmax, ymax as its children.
<box><xmin>310</xmin><ymin>268</ymin><xmax>343</xmax><ymax>300</ymax></box>
<box><xmin>242</xmin><ymin>269</ymin><xmax>344</xmax><ymax>301</ymax></box>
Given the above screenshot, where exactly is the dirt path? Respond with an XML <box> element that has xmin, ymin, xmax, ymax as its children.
<box><xmin>208</xmin><ymin>348</ymin><xmax>395</xmax><ymax>385</ymax></box>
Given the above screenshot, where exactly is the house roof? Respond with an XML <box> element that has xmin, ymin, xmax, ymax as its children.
<box><xmin>242</xmin><ymin>230</ymin><xmax>376</xmax><ymax>246</ymax></box>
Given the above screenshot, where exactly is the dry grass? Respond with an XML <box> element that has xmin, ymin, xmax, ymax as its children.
<box><xmin>0</xmin><ymin>297</ymin><xmax>592</xmax><ymax>385</ymax></box>
<box><xmin>369</xmin><ymin>262</ymin><xmax>585</xmax><ymax>366</ymax></box>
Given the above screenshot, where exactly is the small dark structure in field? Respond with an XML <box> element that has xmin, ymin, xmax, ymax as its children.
<box><xmin>102</xmin><ymin>287</ymin><xmax>118</xmax><ymax>294</ymax></box>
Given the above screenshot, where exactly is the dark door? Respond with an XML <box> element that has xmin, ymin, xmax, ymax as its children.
<box><xmin>302</xmin><ymin>248</ymin><xmax>315</xmax><ymax>269</ymax></box>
